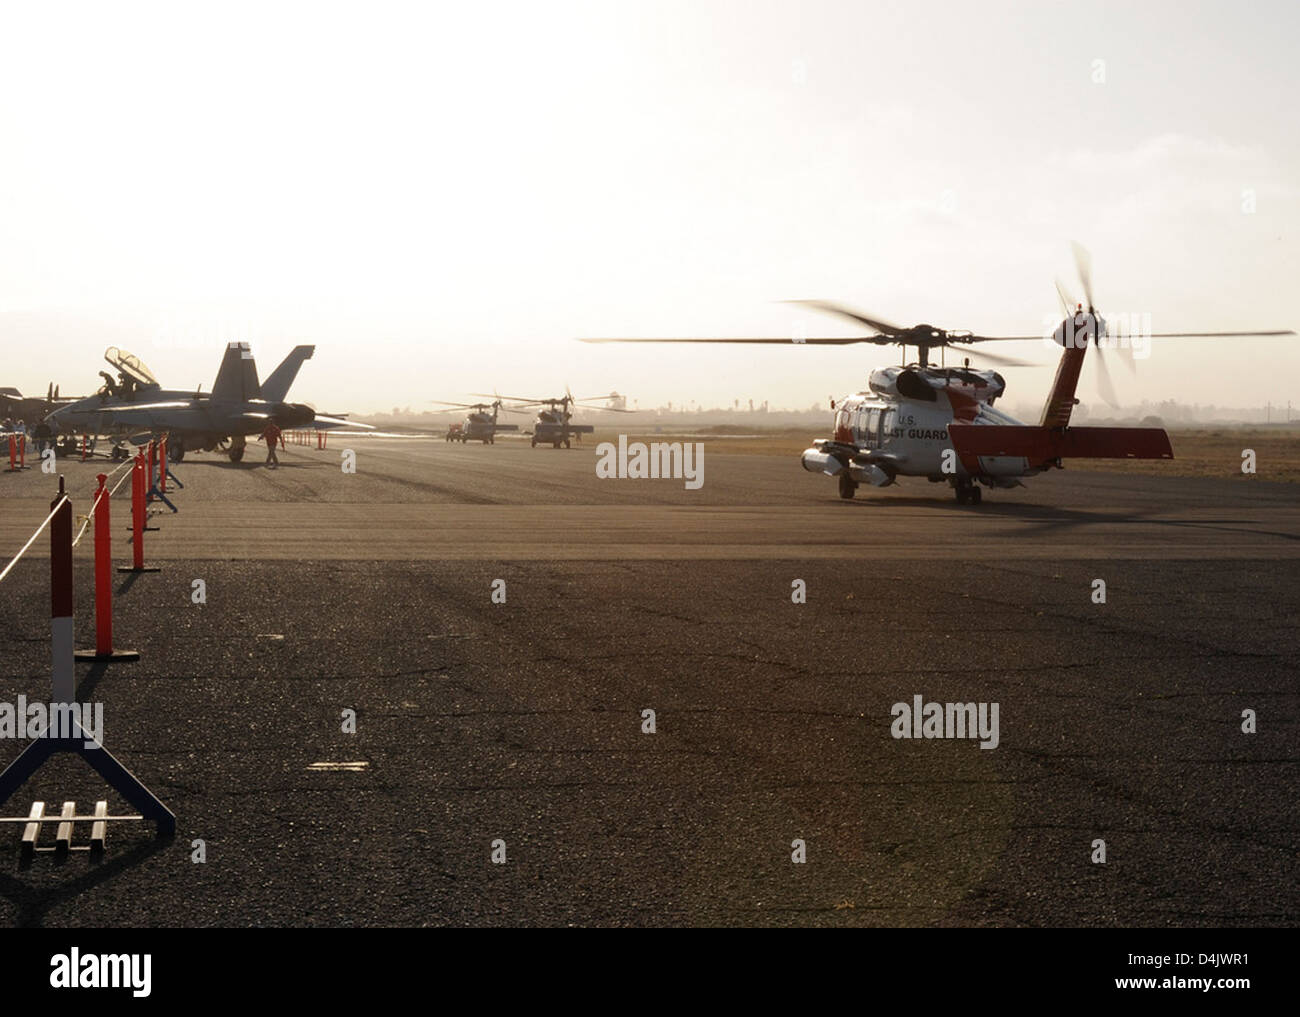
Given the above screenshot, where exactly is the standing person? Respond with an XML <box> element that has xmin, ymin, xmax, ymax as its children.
<box><xmin>259</xmin><ymin>420</ymin><xmax>282</xmax><ymax>468</ymax></box>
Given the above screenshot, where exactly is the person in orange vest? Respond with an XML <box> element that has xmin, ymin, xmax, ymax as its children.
<box><xmin>259</xmin><ymin>420</ymin><xmax>282</xmax><ymax>468</ymax></box>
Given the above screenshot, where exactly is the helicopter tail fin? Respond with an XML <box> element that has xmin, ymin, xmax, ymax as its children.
<box><xmin>1039</xmin><ymin>344</ymin><xmax>1088</xmax><ymax>428</ymax></box>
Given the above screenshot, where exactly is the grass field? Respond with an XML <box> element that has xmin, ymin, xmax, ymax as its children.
<box><xmin>589</xmin><ymin>426</ymin><xmax>1300</xmax><ymax>483</ymax></box>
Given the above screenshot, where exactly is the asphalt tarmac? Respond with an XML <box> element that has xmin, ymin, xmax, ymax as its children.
<box><xmin>0</xmin><ymin>437</ymin><xmax>1295</xmax><ymax>926</ymax></box>
<box><xmin>2</xmin><ymin>435</ymin><xmax>1297</xmax><ymax>560</ymax></box>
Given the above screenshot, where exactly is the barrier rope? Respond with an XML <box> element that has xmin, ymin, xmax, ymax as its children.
<box><xmin>70</xmin><ymin>457</ymin><xmax>136</xmax><ymax>548</ymax></box>
<box><xmin>1</xmin><ymin>445</ymin><xmax>135</xmax><ymax>573</ymax></box>
<box><xmin>0</xmin><ymin>495</ymin><xmax>69</xmax><ymax>586</ymax></box>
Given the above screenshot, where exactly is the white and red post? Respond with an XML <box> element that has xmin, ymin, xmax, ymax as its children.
<box><xmin>50</xmin><ymin>479</ymin><xmax>74</xmax><ymax>704</ymax></box>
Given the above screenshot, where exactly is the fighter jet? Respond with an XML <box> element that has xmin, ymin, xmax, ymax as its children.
<box><xmin>48</xmin><ymin>343</ymin><xmax>368</xmax><ymax>462</ymax></box>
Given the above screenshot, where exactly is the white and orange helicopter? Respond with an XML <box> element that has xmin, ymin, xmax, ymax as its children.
<box><xmin>585</xmin><ymin>246</ymin><xmax>1293</xmax><ymax>504</ymax></box>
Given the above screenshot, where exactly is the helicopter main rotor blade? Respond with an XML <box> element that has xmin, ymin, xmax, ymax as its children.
<box><xmin>1144</xmin><ymin>330</ymin><xmax>1297</xmax><ymax>338</ymax></box>
<box><xmin>962</xmin><ymin>334</ymin><xmax>1054</xmax><ymax>343</ymax></box>
<box><xmin>581</xmin><ymin>336</ymin><xmax>893</xmax><ymax>345</ymax></box>
<box><xmin>958</xmin><ymin>347</ymin><xmax>1035</xmax><ymax>367</ymax></box>
<box><xmin>470</xmin><ymin>392</ymin><xmax>547</xmax><ymax>402</ymax></box>
<box><xmin>784</xmin><ymin>300</ymin><xmax>905</xmax><ymax>336</ymax></box>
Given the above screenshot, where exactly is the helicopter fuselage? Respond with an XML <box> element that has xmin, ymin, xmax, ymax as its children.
<box><xmin>802</xmin><ymin>365</ymin><xmax>1043</xmax><ymax>490</ymax></box>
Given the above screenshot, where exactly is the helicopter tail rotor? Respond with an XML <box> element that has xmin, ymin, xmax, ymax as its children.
<box><xmin>1063</xmin><ymin>242</ymin><xmax>1122</xmax><ymax>409</ymax></box>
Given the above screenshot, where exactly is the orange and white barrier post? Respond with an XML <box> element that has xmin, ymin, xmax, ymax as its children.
<box><xmin>76</xmin><ymin>474</ymin><xmax>140</xmax><ymax>662</ymax></box>
<box><xmin>0</xmin><ymin>474</ymin><xmax>175</xmax><ymax>836</ymax></box>
<box><xmin>118</xmin><ymin>452</ymin><xmax>160</xmax><ymax>574</ymax></box>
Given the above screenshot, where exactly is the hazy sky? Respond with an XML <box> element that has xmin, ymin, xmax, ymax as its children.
<box><xmin>1</xmin><ymin>0</ymin><xmax>1296</xmax><ymax>415</ymax></box>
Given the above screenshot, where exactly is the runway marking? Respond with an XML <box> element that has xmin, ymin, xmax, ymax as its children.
<box><xmin>306</xmin><ymin>761</ymin><xmax>369</xmax><ymax>772</ymax></box>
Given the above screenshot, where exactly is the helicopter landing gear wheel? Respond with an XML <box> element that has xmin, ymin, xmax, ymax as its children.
<box><xmin>531</xmin><ymin>437</ymin><xmax>538</xmax><ymax>448</ymax></box>
<box><xmin>955</xmin><ymin>481</ymin><xmax>981</xmax><ymax>505</ymax></box>
<box><xmin>838</xmin><ymin>474</ymin><xmax>857</xmax><ymax>500</ymax></box>
<box><xmin>228</xmin><ymin>435</ymin><xmax>246</xmax><ymax>463</ymax></box>
<box><xmin>970</xmin><ymin>486</ymin><xmax>982</xmax><ymax>505</ymax></box>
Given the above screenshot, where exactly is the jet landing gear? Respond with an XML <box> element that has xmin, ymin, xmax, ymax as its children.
<box><xmin>228</xmin><ymin>435</ymin><xmax>246</xmax><ymax>463</ymax></box>
<box><xmin>838</xmin><ymin>474</ymin><xmax>858</xmax><ymax>500</ymax></box>
<box><xmin>954</xmin><ymin>479</ymin><xmax>983</xmax><ymax>505</ymax></box>
<box><xmin>168</xmin><ymin>439</ymin><xmax>185</xmax><ymax>463</ymax></box>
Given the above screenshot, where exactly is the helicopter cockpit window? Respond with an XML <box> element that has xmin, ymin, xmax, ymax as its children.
<box><xmin>864</xmin><ymin>408</ymin><xmax>881</xmax><ymax>446</ymax></box>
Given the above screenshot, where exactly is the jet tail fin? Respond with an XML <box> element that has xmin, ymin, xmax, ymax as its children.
<box><xmin>260</xmin><ymin>345</ymin><xmax>316</xmax><ymax>402</ymax></box>
<box><xmin>211</xmin><ymin>342</ymin><xmax>260</xmax><ymax>402</ymax></box>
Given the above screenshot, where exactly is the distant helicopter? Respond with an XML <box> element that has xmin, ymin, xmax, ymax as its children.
<box><xmin>431</xmin><ymin>399</ymin><xmax>520</xmax><ymax>444</ymax></box>
<box><xmin>584</xmin><ymin>245</ymin><xmax>1294</xmax><ymax>503</ymax></box>
<box><xmin>482</xmin><ymin>389</ymin><xmax>633</xmax><ymax>448</ymax></box>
